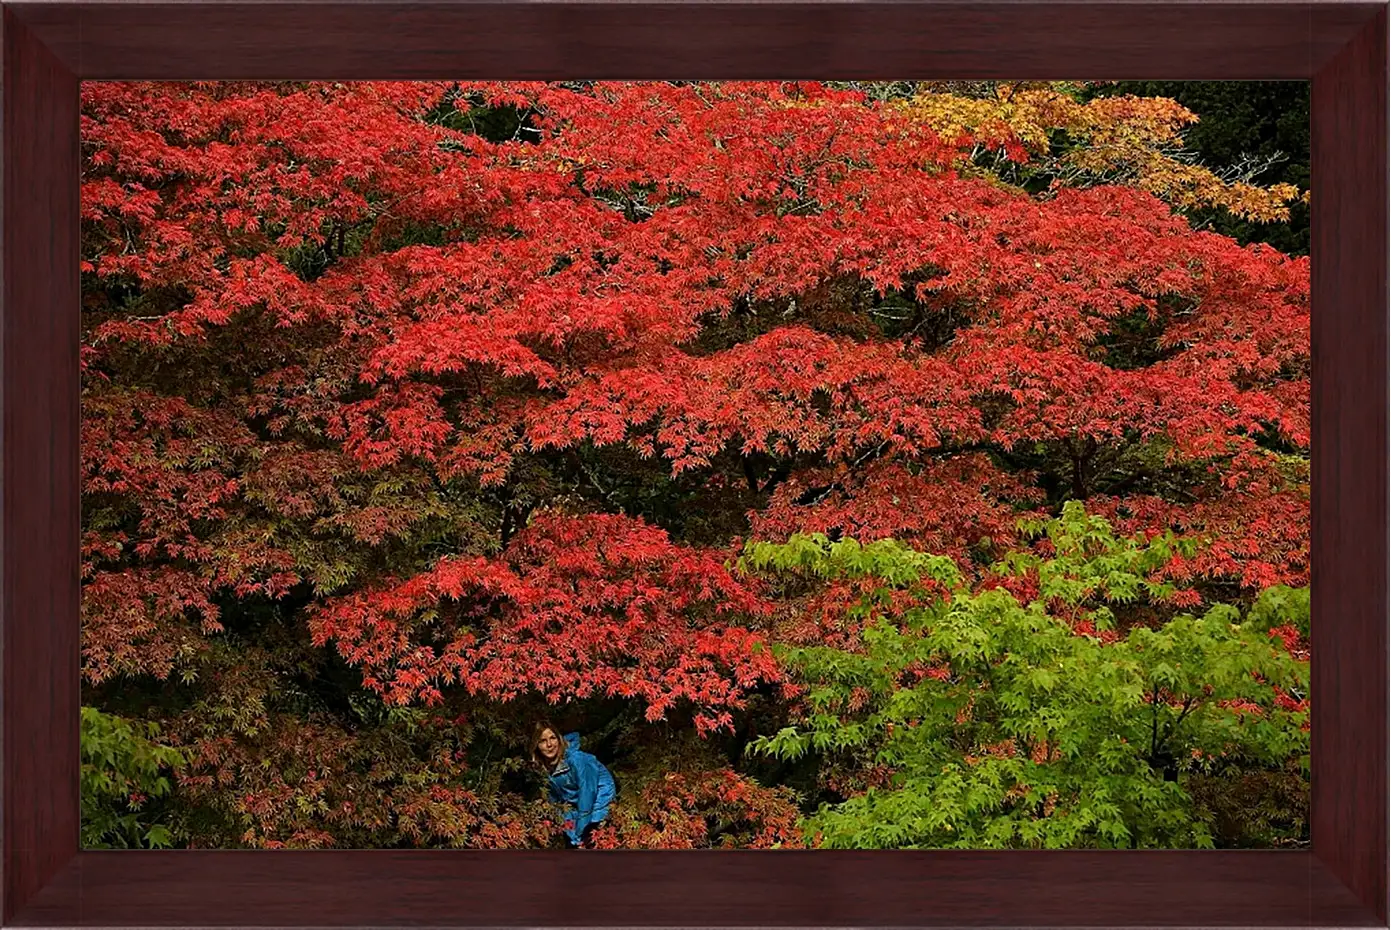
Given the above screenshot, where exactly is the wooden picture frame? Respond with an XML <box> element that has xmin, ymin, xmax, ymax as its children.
<box><xmin>3</xmin><ymin>2</ymin><xmax>1385</xmax><ymax>926</ymax></box>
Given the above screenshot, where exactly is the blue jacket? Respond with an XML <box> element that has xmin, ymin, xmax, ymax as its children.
<box><xmin>546</xmin><ymin>732</ymin><xmax>616</xmax><ymax>846</ymax></box>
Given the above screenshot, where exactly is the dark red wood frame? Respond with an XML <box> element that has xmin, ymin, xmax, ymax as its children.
<box><xmin>2</xmin><ymin>2</ymin><xmax>1385</xmax><ymax>926</ymax></box>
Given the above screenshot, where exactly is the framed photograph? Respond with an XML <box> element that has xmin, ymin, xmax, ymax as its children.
<box><xmin>3</xmin><ymin>2</ymin><xmax>1385</xmax><ymax>927</ymax></box>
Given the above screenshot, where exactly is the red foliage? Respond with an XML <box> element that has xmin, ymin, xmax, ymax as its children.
<box><xmin>754</xmin><ymin>455</ymin><xmax>1044</xmax><ymax>573</ymax></box>
<box><xmin>83</xmin><ymin>83</ymin><xmax>1307</xmax><ymax>601</ymax></box>
<box><xmin>1087</xmin><ymin>450</ymin><xmax>1309</xmax><ymax>590</ymax></box>
<box><xmin>172</xmin><ymin>707</ymin><xmax>558</xmax><ymax>849</ymax></box>
<box><xmin>587</xmin><ymin>769</ymin><xmax>803</xmax><ymax>849</ymax></box>
<box><xmin>308</xmin><ymin>512</ymin><xmax>780</xmax><ymax>732</ymax></box>
<box><xmin>79</xmin><ymin>80</ymin><xmax>1309</xmax><ymax>846</ymax></box>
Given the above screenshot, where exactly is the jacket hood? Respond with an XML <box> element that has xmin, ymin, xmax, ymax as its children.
<box><xmin>563</xmin><ymin>732</ymin><xmax>582</xmax><ymax>752</ymax></box>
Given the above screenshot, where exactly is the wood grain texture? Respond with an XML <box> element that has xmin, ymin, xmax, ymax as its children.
<box><xmin>1</xmin><ymin>0</ymin><xmax>1386</xmax><ymax>926</ymax></box>
<box><xmin>1310</xmin><ymin>5</ymin><xmax>1390</xmax><ymax>925</ymax></box>
<box><xmin>10</xmin><ymin>849</ymin><xmax>1381</xmax><ymax>927</ymax></box>
<box><xmin>0</xmin><ymin>5</ymin><xmax>81</xmax><ymax>925</ymax></box>
<box><xmin>5</xmin><ymin>2</ymin><xmax>1383</xmax><ymax>80</ymax></box>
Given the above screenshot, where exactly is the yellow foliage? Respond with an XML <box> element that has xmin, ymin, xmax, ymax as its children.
<box><xmin>895</xmin><ymin>82</ymin><xmax>1300</xmax><ymax>223</ymax></box>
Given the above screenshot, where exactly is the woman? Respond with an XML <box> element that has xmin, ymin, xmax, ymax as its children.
<box><xmin>533</xmin><ymin>723</ymin><xmax>616</xmax><ymax>848</ymax></box>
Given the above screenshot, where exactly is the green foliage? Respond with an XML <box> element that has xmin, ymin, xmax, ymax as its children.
<box><xmin>1245</xmin><ymin>584</ymin><xmax>1310</xmax><ymax>639</ymax></box>
<box><xmin>742</xmin><ymin>533</ymin><xmax>964</xmax><ymax>591</ymax></box>
<box><xmin>745</xmin><ymin>504</ymin><xmax>1308</xmax><ymax>849</ymax></box>
<box><xmin>81</xmin><ymin>706</ymin><xmax>187</xmax><ymax>849</ymax></box>
<box><xmin>1009</xmin><ymin>501</ymin><xmax>1200</xmax><ymax>610</ymax></box>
